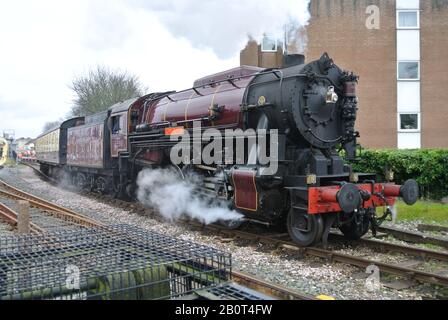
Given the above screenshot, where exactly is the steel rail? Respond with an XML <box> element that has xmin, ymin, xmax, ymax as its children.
<box><xmin>0</xmin><ymin>189</ymin><xmax>102</xmax><ymax>228</ymax></box>
<box><xmin>377</xmin><ymin>225</ymin><xmax>448</xmax><ymax>250</ymax></box>
<box><xmin>231</xmin><ymin>270</ymin><xmax>318</xmax><ymax>300</ymax></box>
<box><xmin>19</xmin><ymin>162</ymin><xmax>57</xmax><ymax>184</ymax></box>
<box><xmin>0</xmin><ymin>177</ymin><xmax>320</xmax><ymax>302</ymax></box>
<box><xmin>0</xmin><ymin>181</ymin><xmax>103</xmax><ymax>228</ymax></box>
<box><xmin>14</xmin><ymin>167</ymin><xmax>448</xmax><ymax>288</ymax></box>
<box><xmin>0</xmin><ymin>202</ymin><xmax>44</xmax><ymax>234</ymax></box>
<box><xmin>329</xmin><ymin>233</ymin><xmax>448</xmax><ymax>262</ymax></box>
<box><xmin>201</xmin><ymin>224</ymin><xmax>448</xmax><ymax>287</ymax></box>
<box><xmin>417</xmin><ymin>224</ymin><xmax>448</xmax><ymax>233</ymax></box>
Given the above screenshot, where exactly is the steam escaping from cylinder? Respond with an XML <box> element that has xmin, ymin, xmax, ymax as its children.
<box><xmin>56</xmin><ymin>172</ymin><xmax>74</xmax><ymax>190</ymax></box>
<box><xmin>391</xmin><ymin>204</ymin><xmax>398</xmax><ymax>224</ymax></box>
<box><xmin>136</xmin><ymin>168</ymin><xmax>243</xmax><ymax>225</ymax></box>
<box><xmin>130</xmin><ymin>0</ymin><xmax>311</xmax><ymax>58</ymax></box>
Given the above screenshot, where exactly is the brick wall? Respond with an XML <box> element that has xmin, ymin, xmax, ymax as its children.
<box><xmin>240</xmin><ymin>40</ymin><xmax>284</xmax><ymax>68</ymax></box>
<box><xmin>420</xmin><ymin>1</ymin><xmax>448</xmax><ymax>148</ymax></box>
<box><xmin>240</xmin><ymin>0</ymin><xmax>448</xmax><ymax>149</ymax></box>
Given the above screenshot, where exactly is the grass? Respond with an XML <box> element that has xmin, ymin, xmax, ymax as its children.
<box><xmin>394</xmin><ymin>200</ymin><xmax>448</xmax><ymax>225</ymax></box>
<box><xmin>0</xmin><ymin>158</ymin><xmax>18</xmax><ymax>169</ymax></box>
<box><xmin>2</xmin><ymin>159</ymin><xmax>17</xmax><ymax>167</ymax></box>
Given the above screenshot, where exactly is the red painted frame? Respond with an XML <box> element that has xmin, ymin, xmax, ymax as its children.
<box><xmin>308</xmin><ymin>183</ymin><xmax>398</xmax><ymax>215</ymax></box>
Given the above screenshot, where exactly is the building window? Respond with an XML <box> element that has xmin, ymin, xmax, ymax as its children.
<box><xmin>397</xmin><ymin>10</ymin><xmax>419</xmax><ymax>29</ymax></box>
<box><xmin>398</xmin><ymin>61</ymin><xmax>419</xmax><ymax>80</ymax></box>
<box><xmin>261</xmin><ymin>36</ymin><xmax>277</xmax><ymax>52</ymax></box>
<box><xmin>399</xmin><ymin>113</ymin><xmax>420</xmax><ymax>131</ymax></box>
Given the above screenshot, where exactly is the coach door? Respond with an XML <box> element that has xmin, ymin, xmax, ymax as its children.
<box><xmin>110</xmin><ymin>112</ymin><xmax>128</xmax><ymax>158</ymax></box>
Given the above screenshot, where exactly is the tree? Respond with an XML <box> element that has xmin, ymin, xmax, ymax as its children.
<box><xmin>70</xmin><ymin>66</ymin><xmax>145</xmax><ymax>117</ymax></box>
<box><xmin>42</xmin><ymin>120</ymin><xmax>62</xmax><ymax>133</ymax></box>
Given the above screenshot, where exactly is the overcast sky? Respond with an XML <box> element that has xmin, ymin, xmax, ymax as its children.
<box><xmin>0</xmin><ymin>0</ymin><xmax>309</xmax><ymax>139</ymax></box>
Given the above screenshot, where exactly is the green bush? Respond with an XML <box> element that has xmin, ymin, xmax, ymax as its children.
<box><xmin>350</xmin><ymin>149</ymin><xmax>448</xmax><ymax>200</ymax></box>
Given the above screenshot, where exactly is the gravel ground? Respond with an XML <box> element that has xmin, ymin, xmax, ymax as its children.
<box><xmin>383</xmin><ymin>219</ymin><xmax>447</xmax><ymax>234</ymax></box>
<box><xmin>0</xmin><ymin>221</ymin><xmax>15</xmax><ymax>236</ymax></box>
<box><xmin>0</xmin><ymin>165</ymin><xmax>445</xmax><ymax>300</ymax></box>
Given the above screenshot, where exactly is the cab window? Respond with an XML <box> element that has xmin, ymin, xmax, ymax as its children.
<box><xmin>111</xmin><ymin>116</ymin><xmax>121</xmax><ymax>134</ymax></box>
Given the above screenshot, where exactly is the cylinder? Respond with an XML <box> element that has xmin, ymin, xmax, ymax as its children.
<box><xmin>383</xmin><ymin>184</ymin><xmax>401</xmax><ymax>197</ymax></box>
<box><xmin>321</xmin><ymin>189</ymin><xmax>339</xmax><ymax>203</ymax></box>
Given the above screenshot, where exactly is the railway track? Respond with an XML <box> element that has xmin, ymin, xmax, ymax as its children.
<box><xmin>20</xmin><ymin>161</ymin><xmax>57</xmax><ymax>183</ymax></box>
<box><xmin>0</xmin><ymin>178</ymin><xmax>103</xmax><ymax>230</ymax></box>
<box><xmin>0</xmin><ymin>173</ymin><xmax>316</xmax><ymax>301</ymax></box>
<box><xmin>0</xmin><ymin>199</ymin><xmax>44</xmax><ymax>233</ymax></box>
<box><xmin>21</xmin><ymin>163</ymin><xmax>448</xmax><ymax>289</ymax></box>
<box><xmin>231</xmin><ymin>271</ymin><xmax>318</xmax><ymax>300</ymax></box>
<box><xmin>330</xmin><ymin>233</ymin><xmax>448</xmax><ymax>262</ymax></box>
<box><xmin>21</xmin><ymin>163</ymin><xmax>448</xmax><ymax>247</ymax></box>
<box><xmin>418</xmin><ymin>224</ymin><xmax>448</xmax><ymax>234</ymax></box>
<box><xmin>194</xmin><ymin>224</ymin><xmax>448</xmax><ymax>287</ymax></box>
<box><xmin>0</xmin><ymin>173</ymin><xmax>104</xmax><ymax>235</ymax></box>
<box><xmin>13</xmin><ymin>164</ymin><xmax>448</xmax><ymax>293</ymax></box>
<box><xmin>377</xmin><ymin>225</ymin><xmax>448</xmax><ymax>250</ymax></box>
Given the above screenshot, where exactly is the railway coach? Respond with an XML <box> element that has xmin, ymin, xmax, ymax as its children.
<box><xmin>0</xmin><ymin>137</ymin><xmax>8</xmax><ymax>167</ymax></box>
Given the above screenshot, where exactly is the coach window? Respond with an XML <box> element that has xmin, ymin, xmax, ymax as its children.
<box><xmin>261</xmin><ymin>36</ymin><xmax>277</xmax><ymax>52</ymax></box>
<box><xmin>111</xmin><ymin>116</ymin><xmax>121</xmax><ymax>134</ymax></box>
<box><xmin>398</xmin><ymin>61</ymin><xmax>419</xmax><ymax>80</ymax></box>
<box><xmin>399</xmin><ymin>113</ymin><xmax>420</xmax><ymax>132</ymax></box>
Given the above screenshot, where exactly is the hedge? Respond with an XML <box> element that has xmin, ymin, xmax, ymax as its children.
<box><xmin>349</xmin><ymin>149</ymin><xmax>448</xmax><ymax>200</ymax></box>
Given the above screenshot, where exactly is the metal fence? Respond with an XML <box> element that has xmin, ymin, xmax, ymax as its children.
<box><xmin>0</xmin><ymin>224</ymin><xmax>231</xmax><ymax>300</ymax></box>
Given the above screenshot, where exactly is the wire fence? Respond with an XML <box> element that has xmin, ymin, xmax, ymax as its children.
<box><xmin>0</xmin><ymin>224</ymin><xmax>232</xmax><ymax>300</ymax></box>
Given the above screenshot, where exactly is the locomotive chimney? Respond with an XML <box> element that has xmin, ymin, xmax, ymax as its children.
<box><xmin>282</xmin><ymin>54</ymin><xmax>305</xmax><ymax>68</ymax></box>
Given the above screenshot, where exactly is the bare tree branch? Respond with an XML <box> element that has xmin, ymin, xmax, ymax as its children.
<box><xmin>42</xmin><ymin>120</ymin><xmax>63</xmax><ymax>133</ymax></box>
<box><xmin>70</xmin><ymin>66</ymin><xmax>145</xmax><ymax>117</ymax></box>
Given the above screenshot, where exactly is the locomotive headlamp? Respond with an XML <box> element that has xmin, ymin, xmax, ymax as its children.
<box><xmin>306</xmin><ymin>174</ymin><xmax>317</xmax><ymax>185</ymax></box>
<box><xmin>385</xmin><ymin>169</ymin><xmax>394</xmax><ymax>182</ymax></box>
<box><xmin>349</xmin><ymin>172</ymin><xmax>359</xmax><ymax>183</ymax></box>
<box><xmin>326</xmin><ymin>86</ymin><xmax>339</xmax><ymax>104</ymax></box>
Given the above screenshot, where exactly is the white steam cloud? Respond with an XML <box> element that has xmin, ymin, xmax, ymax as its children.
<box><xmin>130</xmin><ymin>0</ymin><xmax>311</xmax><ymax>59</ymax></box>
<box><xmin>137</xmin><ymin>168</ymin><xmax>243</xmax><ymax>224</ymax></box>
<box><xmin>391</xmin><ymin>204</ymin><xmax>398</xmax><ymax>224</ymax></box>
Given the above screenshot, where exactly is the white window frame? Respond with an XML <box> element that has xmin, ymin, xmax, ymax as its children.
<box><xmin>397</xmin><ymin>10</ymin><xmax>420</xmax><ymax>29</ymax></box>
<box><xmin>397</xmin><ymin>61</ymin><xmax>420</xmax><ymax>81</ymax></box>
<box><xmin>398</xmin><ymin>112</ymin><xmax>421</xmax><ymax>133</ymax></box>
<box><xmin>261</xmin><ymin>36</ymin><xmax>278</xmax><ymax>52</ymax></box>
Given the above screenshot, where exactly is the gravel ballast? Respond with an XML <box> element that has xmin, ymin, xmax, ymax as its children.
<box><xmin>0</xmin><ymin>165</ymin><xmax>445</xmax><ymax>300</ymax></box>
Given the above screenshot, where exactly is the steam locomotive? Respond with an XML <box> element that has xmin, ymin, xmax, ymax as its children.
<box><xmin>35</xmin><ymin>53</ymin><xmax>419</xmax><ymax>247</ymax></box>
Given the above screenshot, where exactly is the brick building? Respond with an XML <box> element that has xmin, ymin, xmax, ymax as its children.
<box><xmin>240</xmin><ymin>0</ymin><xmax>448</xmax><ymax>149</ymax></box>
